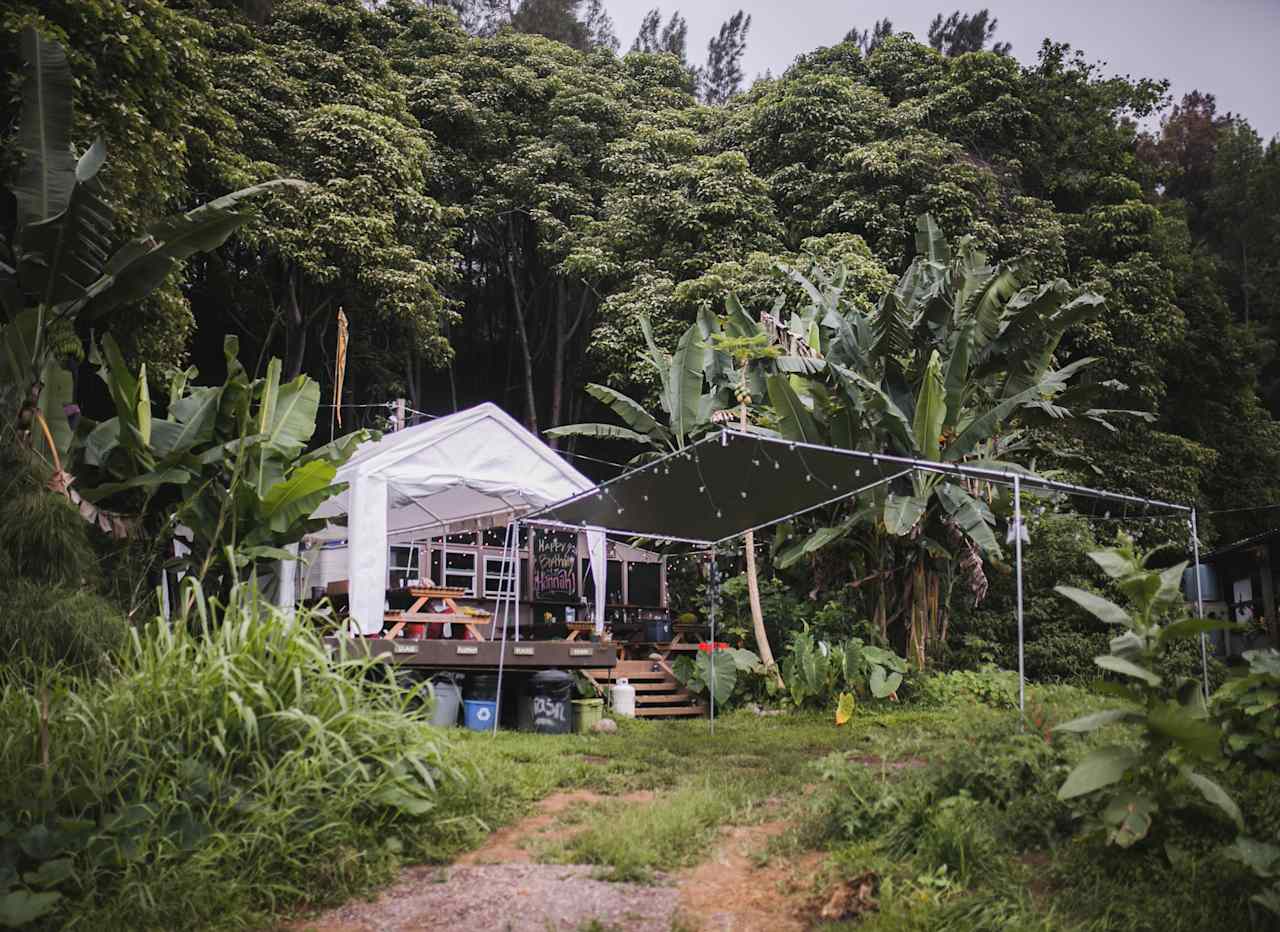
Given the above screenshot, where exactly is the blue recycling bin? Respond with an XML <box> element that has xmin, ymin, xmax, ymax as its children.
<box><xmin>463</xmin><ymin>698</ymin><xmax>497</xmax><ymax>731</ymax></box>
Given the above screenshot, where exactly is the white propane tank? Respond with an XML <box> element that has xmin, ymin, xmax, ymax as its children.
<box><xmin>611</xmin><ymin>678</ymin><xmax>636</xmax><ymax>718</ymax></box>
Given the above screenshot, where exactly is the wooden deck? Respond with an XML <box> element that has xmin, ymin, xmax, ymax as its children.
<box><xmin>324</xmin><ymin>637</ymin><xmax>617</xmax><ymax>671</ymax></box>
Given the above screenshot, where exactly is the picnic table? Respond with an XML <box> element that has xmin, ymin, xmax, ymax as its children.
<box><xmin>382</xmin><ymin>585</ymin><xmax>492</xmax><ymax>641</ymax></box>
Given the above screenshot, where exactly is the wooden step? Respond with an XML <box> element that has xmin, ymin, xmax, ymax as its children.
<box><xmin>630</xmin><ymin>680</ymin><xmax>687</xmax><ymax>692</ymax></box>
<box><xmin>635</xmin><ymin>690</ymin><xmax>695</xmax><ymax>704</ymax></box>
<box><xmin>636</xmin><ymin>704</ymin><xmax>706</xmax><ymax>717</ymax></box>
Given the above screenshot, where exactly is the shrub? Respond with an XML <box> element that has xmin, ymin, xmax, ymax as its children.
<box><xmin>947</xmin><ymin>513</ymin><xmax>1109</xmax><ymax>682</ymax></box>
<box><xmin>0</xmin><ymin>590</ymin><xmax>462</xmax><ymax>929</ymax></box>
<box><xmin>1212</xmin><ymin>648</ymin><xmax>1280</xmax><ymax>770</ymax></box>
<box><xmin>912</xmin><ymin>666</ymin><xmax>1020</xmax><ymax>710</ymax></box>
<box><xmin>0</xmin><ymin>580</ymin><xmax>129</xmax><ymax>677</ymax></box>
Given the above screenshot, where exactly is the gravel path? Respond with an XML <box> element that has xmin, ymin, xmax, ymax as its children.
<box><xmin>290</xmin><ymin>863</ymin><xmax>677</xmax><ymax>932</ymax></box>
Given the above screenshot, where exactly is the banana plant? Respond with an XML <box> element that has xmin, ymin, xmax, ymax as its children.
<box><xmin>0</xmin><ymin>27</ymin><xmax>304</xmax><ymax>480</ymax></box>
<box><xmin>766</xmin><ymin>215</ymin><xmax>1113</xmax><ymax>664</ymax></box>
<box><xmin>76</xmin><ymin>334</ymin><xmax>370</xmax><ymax>594</ymax></box>
<box><xmin>544</xmin><ymin>310</ymin><xmax>733</xmax><ymax>457</ymax></box>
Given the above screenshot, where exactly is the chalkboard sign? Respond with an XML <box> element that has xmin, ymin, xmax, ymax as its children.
<box><xmin>532</xmin><ymin>530</ymin><xmax>578</xmax><ymax>603</ymax></box>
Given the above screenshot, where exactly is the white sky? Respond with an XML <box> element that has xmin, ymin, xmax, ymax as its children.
<box><xmin>606</xmin><ymin>0</ymin><xmax>1280</xmax><ymax>140</ymax></box>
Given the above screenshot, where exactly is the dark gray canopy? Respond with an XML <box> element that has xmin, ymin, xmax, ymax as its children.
<box><xmin>525</xmin><ymin>429</ymin><xmax>1188</xmax><ymax>546</ymax></box>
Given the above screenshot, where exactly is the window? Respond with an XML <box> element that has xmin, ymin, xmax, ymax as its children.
<box><xmin>582</xmin><ymin>558</ymin><xmax>623</xmax><ymax>604</ymax></box>
<box><xmin>388</xmin><ymin>545</ymin><xmax>419</xmax><ymax>589</ymax></box>
<box><xmin>444</xmin><ymin>550</ymin><xmax>476</xmax><ymax>596</ymax></box>
<box><xmin>628</xmin><ymin>562</ymin><xmax>661</xmax><ymax>607</ymax></box>
<box><xmin>484</xmin><ymin>555</ymin><xmax>517</xmax><ymax>597</ymax></box>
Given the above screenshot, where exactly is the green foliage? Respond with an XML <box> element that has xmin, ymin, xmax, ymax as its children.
<box><xmin>0</xmin><ymin>592</ymin><xmax>461</xmax><ymax>929</ymax></box>
<box><xmin>0</xmin><ymin>25</ymin><xmax>302</xmax><ymax>479</ymax></box>
<box><xmin>76</xmin><ymin>335</ymin><xmax>370</xmax><ymax>593</ymax></box>
<box><xmin>0</xmin><ymin>580</ymin><xmax>127</xmax><ymax>678</ymax></box>
<box><xmin>781</xmin><ymin>627</ymin><xmax>907</xmax><ymax>711</ymax></box>
<box><xmin>1212</xmin><ymin>648</ymin><xmax>1280</xmax><ymax>770</ymax></box>
<box><xmin>1052</xmin><ymin>534</ymin><xmax>1240</xmax><ymax>848</ymax></box>
<box><xmin>913</xmin><ymin>667</ymin><xmax>1019</xmax><ymax>711</ymax></box>
<box><xmin>670</xmin><ymin>644</ymin><xmax>761</xmax><ymax>708</ymax></box>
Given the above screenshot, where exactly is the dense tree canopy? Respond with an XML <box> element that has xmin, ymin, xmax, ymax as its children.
<box><xmin>3</xmin><ymin>1</ymin><xmax>1278</xmax><ymax>549</ymax></box>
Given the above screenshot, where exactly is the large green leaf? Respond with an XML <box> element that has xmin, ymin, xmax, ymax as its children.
<box><xmin>583</xmin><ymin>383</ymin><xmax>669</xmax><ymax>446</ymax></box>
<box><xmin>1181</xmin><ymin>768</ymin><xmax>1243</xmax><ymax>829</ymax></box>
<box><xmin>19</xmin><ymin>140</ymin><xmax>113</xmax><ymax>309</ymax></box>
<box><xmin>1094</xmin><ymin>655</ymin><xmax>1162</xmax><ymax>686</ymax></box>
<box><xmin>0</xmin><ymin>888</ymin><xmax>63</xmax><ymax>928</ymax></box>
<box><xmin>1055</xmin><ymin>585</ymin><xmax>1132</xmax><ymax>627</ymax></box>
<box><xmin>1148</xmin><ymin>703</ymin><xmax>1219</xmax><ymax>758</ymax></box>
<box><xmin>637</xmin><ymin>314</ymin><xmax>670</xmax><ymax>400</ymax></box>
<box><xmin>912</xmin><ymin>350</ymin><xmax>945</xmax><ymax>461</ymax></box>
<box><xmin>79</xmin><ymin>179</ymin><xmax>307</xmax><ymax>322</ymax></box>
<box><xmin>79</xmin><ymin>467</ymin><xmax>192</xmax><ymax>503</ymax></box>
<box><xmin>766</xmin><ymin>373</ymin><xmax>821</xmax><ymax>444</ymax></box>
<box><xmin>667</xmin><ymin>323</ymin><xmax>704</xmax><ymax>444</ymax></box>
<box><xmin>0</xmin><ymin>309</ymin><xmax>40</xmax><ymax>389</ymax></box>
<box><xmin>935</xmin><ymin>483</ymin><xmax>1000</xmax><ymax>555</ymax></box>
<box><xmin>696</xmin><ymin>306</ymin><xmax>734</xmax><ymax>391</ymax></box>
<box><xmin>159</xmin><ymin>384</ymin><xmax>223</xmax><ymax>456</ymax></box>
<box><xmin>259</xmin><ymin>460</ymin><xmax>340</xmax><ymax>533</ymax></box>
<box><xmin>869</xmin><ymin>665</ymin><xmax>902</xmax><ymax>698</ymax></box>
<box><xmin>543</xmin><ymin>422</ymin><xmax>653</xmax><ymax>445</ymax></box>
<box><xmin>947</xmin><ymin>360</ymin><xmax>1093</xmax><ymax>460</ymax></box>
<box><xmin>1054</xmin><ymin>708</ymin><xmax>1137</xmax><ymax>733</ymax></box>
<box><xmin>696</xmin><ymin>650</ymin><xmax>738</xmax><ymax>706</ymax></box>
<box><xmin>262</xmin><ymin>372</ymin><xmax>319</xmax><ymax>458</ymax></box>
<box><xmin>14</xmin><ymin>28</ymin><xmax>76</xmax><ymax>229</ymax></box>
<box><xmin>883</xmin><ymin>494</ymin><xmax>926</xmax><ymax>536</ymax></box>
<box><xmin>941</xmin><ymin>321</ymin><xmax>973</xmax><ymax>431</ymax></box>
<box><xmin>1057</xmin><ymin>745</ymin><xmax>1138</xmax><ymax>800</ymax></box>
<box><xmin>914</xmin><ymin>214</ymin><xmax>950</xmax><ymax>265</ymax></box>
<box><xmin>722</xmin><ymin>292</ymin><xmax>760</xmax><ymax>339</ymax></box>
<box><xmin>33</xmin><ymin>359</ymin><xmax>73</xmax><ymax>469</ymax></box>
<box><xmin>830</xmin><ymin>363</ymin><xmax>913</xmax><ymax>453</ymax></box>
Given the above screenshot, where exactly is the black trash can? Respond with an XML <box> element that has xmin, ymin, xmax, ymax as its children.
<box><xmin>466</xmin><ymin>672</ymin><xmax>500</xmax><ymax>701</ymax></box>
<box><xmin>520</xmin><ymin>669</ymin><xmax>575</xmax><ymax>734</ymax></box>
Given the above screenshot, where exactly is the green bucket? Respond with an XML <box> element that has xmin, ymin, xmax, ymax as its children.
<box><xmin>572</xmin><ymin>698</ymin><xmax>604</xmax><ymax>733</ymax></box>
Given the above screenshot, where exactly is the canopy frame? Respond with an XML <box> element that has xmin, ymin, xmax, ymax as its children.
<box><xmin>506</xmin><ymin>427</ymin><xmax>1206</xmax><ymax>728</ymax></box>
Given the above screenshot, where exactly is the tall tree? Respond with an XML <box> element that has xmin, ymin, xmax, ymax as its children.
<box><xmin>509</xmin><ymin>0</ymin><xmax>619</xmax><ymax>51</ymax></box>
<box><xmin>1139</xmin><ymin>90</ymin><xmax>1232</xmax><ymax>229</ymax></box>
<box><xmin>1206</xmin><ymin>120</ymin><xmax>1268</xmax><ymax>325</ymax></box>
<box><xmin>699</xmin><ymin>10</ymin><xmax>751</xmax><ymax>105</ymax></box>
<box><xmin>927</xmin><ymin>9</ymin><xmax>1010</xmax><ymax>56</ymax></box>
<box><xmin>845</xmin><ymin>18</ymin><xmax>894</xmax><ymax>56</ymax></box>
<box><xmin>631</xmin><ymin>7</ymin><xmax>688</xmax><ymax>62</ymax></box>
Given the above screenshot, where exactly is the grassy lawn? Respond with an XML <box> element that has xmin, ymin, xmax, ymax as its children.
<box><xmin>407</xmin><ymin>680</ymin><xmax>1274</xmax><ymax>932</ymax></box>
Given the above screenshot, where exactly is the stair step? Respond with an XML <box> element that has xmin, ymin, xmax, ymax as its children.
<box><xmin>636</xmin><ymin>704</ymin><xmax>707</xmax><ymax>718</ymax></box>
<box><xmin>635</xmin><ymin>690</ymin><xmax>695</xmax><ymax>704</ymax></box>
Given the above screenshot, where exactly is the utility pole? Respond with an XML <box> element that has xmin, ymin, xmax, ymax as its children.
<box><xmin>395</xmin><ymin>397</ymin><xmax>406</xmax><ymax>432</ymax></box>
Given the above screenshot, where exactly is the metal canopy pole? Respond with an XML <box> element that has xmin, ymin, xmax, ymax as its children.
<box><xmin>1191</xmin><ymin>508</ymin><xmax>1210</xmax><ymax>701</ymax></box>
<box><xmin>1014</xmin><ymin>475</ymin><xmax>1026</xmax><ymax>715</ymax></box>
<box><xmin>708</xmin><ymin>548</ymin><xmax>717</xmax><ymax>735</ymax></box>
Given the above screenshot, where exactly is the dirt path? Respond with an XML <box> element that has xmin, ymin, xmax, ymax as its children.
<box><xmin>285</xmin><ymin>790</ymin><xmax>825</xmax><ymax>932</ymax></box>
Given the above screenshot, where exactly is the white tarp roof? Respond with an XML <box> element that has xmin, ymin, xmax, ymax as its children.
<box><xmin>309</xmin><ymin>403</ymin><xmax>606</xmax><ymax>634</ymax></box>
<box><xmin>313</xmin><ymin>402</ymin><xmax>597</xmax><ymax>538</ymax></box>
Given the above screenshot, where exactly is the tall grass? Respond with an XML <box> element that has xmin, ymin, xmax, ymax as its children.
<box><xmin>0</xmin><ymin>587</ymin><xmax>463</xmax><ymax>930</ymax></box>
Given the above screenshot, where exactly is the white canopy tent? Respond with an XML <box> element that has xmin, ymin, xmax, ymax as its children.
<box><xmin>309</xmin><ymin>403</ymin><xmax>606</xmax><ymax>635</ymax></box>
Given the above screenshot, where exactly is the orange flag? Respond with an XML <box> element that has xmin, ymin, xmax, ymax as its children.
<box><xmin>334</xmin><ymin>307</ymin><xmax>349</xmax><ymax>426</ymax></box>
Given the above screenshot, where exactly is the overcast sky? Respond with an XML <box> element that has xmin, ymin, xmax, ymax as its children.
<box><xmin>606</xmin><ymin>0</ymin><xmax>1280</xmax><ymax>140</ymax></box>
